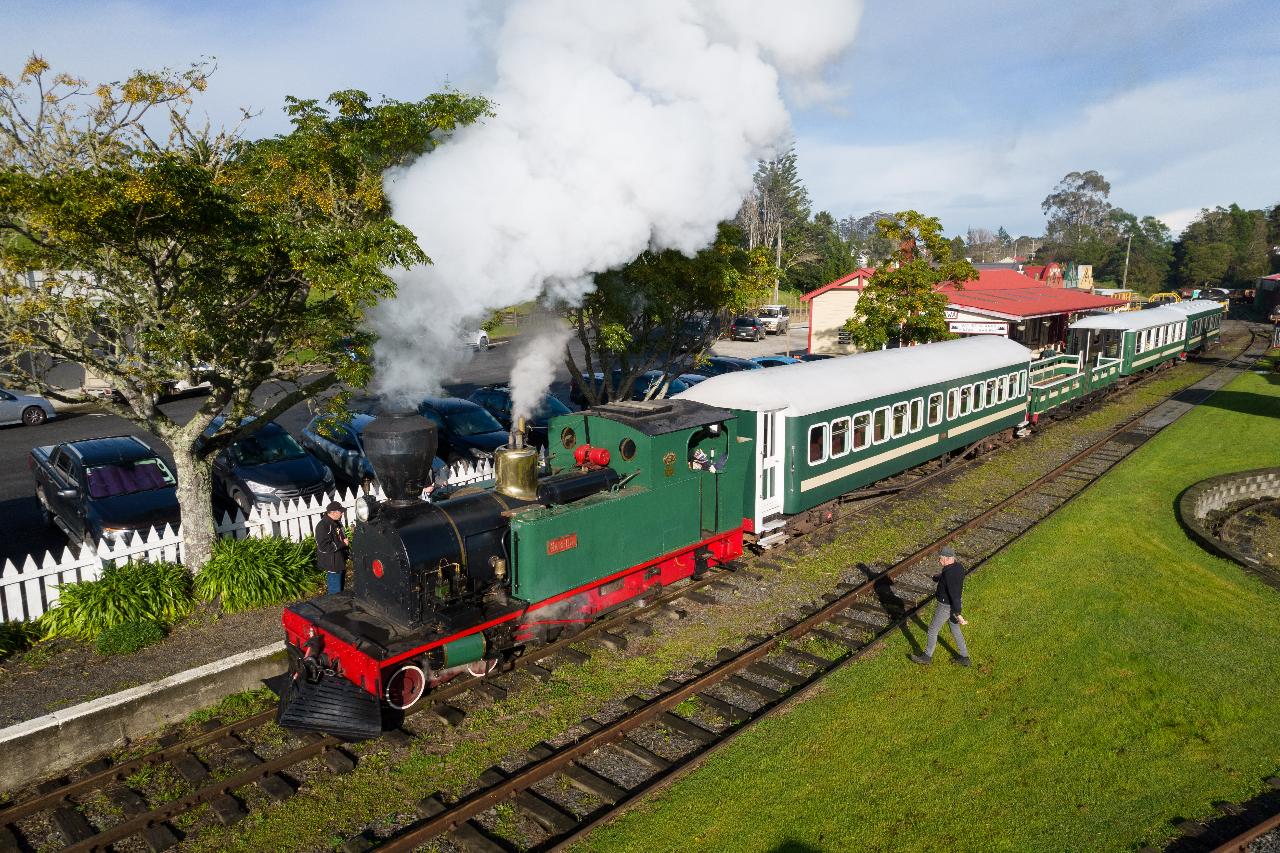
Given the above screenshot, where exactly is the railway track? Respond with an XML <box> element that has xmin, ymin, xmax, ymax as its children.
<box><xmin>0</xmin><ymin>325</ymin><xmax>1262</xmax><ymax>852</ymax></box>
<box><xmin>353</xmin><ymin>329</ymin><xmax>1269</xmax><ymax>852</ymax></box>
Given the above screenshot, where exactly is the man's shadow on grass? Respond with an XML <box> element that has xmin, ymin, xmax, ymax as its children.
<box><xmin>859</xmin><ymin>562</ymin><xmax>960</xmax><ymax>660</ymax></box>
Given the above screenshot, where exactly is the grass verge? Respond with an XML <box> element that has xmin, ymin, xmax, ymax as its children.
<box><xmin>575</xmin><ymin>370</ymin><xmax>1280</xmax><ymax>853</ymax></box>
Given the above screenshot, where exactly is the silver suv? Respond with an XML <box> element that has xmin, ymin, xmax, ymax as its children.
<box><xmin>756</xmin><ymin>304</ymin><xmax>790</xmax><ymax>335</ymax></box>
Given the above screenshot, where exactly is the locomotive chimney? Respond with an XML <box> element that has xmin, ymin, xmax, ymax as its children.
<box><xmin>495</xmin><ymin>415</ymin><xmax>539</xmax><ymax>500</ymax></box>
<box><xmin>362</xmin><ymin>412</ymin><xmax>437</xmax><ymax>506</ymax></box>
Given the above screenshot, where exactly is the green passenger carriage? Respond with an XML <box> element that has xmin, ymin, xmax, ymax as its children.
<box><xmin>675</xmin><ymin>337</ymin><xmax>1033</xmax><ymax>544</ymax></box>
<box><xmin>1067</xmin><ymin>306</ymin><xmax>1193</xmax><ymax>376</ymax></box>
<box><xmin>1163</xmin><ymin>299</ymin><xmax>1223</xmax><ymax>353</ymax></box>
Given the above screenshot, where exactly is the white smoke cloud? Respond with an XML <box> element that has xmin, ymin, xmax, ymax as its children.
<box><xmin>508</xmin><ymin>313</ymin><xmax>573</xmax><ymax>428</ymax></box>
<box><xmin>370</xmin><ymin>0</ymin><xmax>863</xmax><ymax>405</ymax></box>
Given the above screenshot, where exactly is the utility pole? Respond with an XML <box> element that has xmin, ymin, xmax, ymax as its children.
<box><xmin>1121</xmin><ymin>233</ymin><xmax>1132</xmax><ymax>290</ymax></box>
<box><xmin>773</xmin><ymin>220</ymin><xmax>782</xmax><ymax>304</ymax></box>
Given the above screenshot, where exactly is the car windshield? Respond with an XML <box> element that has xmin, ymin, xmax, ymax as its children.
<box><xmin>758</xmin><ymin>307</ymin><xmax>780</xmax><ymax>317</ymax></box>
<box><xmin>445</xmin><ymin>407</ymin><xmax>504</xmax><ymax>436</ymax></box>
<box><xmin>231</xmin><ymin>430</ymin><xmax>307</xmax><ymax>466</ymax></box>
<box><xmin>532</xmin><ymin>395</ymin><xmax>571</xmax><ymax>419</ymax></box>
<box><xmin>86</xmin><ymin>458</ymin><xmax>175</xmax><ymax>498</ymax></box>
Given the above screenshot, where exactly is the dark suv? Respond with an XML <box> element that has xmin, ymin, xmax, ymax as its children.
<box><xmin>416</xmin><ymin>397</ymin><xmax>509</xmax><ymax>463</ymax></box>
<box><xmin>468</xmin><ymin>385</ymin><xmax>571</xmax><ymax>448</ymax></box>
<box><xmin>205</xmin><ymin>417</ymin><xmax>334</xmax><ymax>514</ymax></box>
<box><xmin>730</xmin><ymin>316</ymin><xmax>766</xmax><ymax>342</ymax></box>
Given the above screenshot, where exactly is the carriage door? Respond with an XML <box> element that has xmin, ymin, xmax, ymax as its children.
<box><xmin>756</xmin><ymin>409</ymin><xmax>785</xmax><ymax>528</ymax></box>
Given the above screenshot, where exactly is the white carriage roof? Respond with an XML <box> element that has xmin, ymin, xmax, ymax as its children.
<box><xmin>1161</xmin><ymin>300</ymin><xmax>1221</xmax><ymax>316</ymax></box>
<box><xmin>1070</xmin><ymin>306</ymin><xmax>1186</xmax><ymax>331</ymax></box>
<box><xmin>672</xmin><ymin>336</ymin><xmax>1033</xmax><ymax>417</ymax></box>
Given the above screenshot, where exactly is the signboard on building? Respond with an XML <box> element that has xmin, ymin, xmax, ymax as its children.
<box><xmin>948</xmin><ymin>321</ymin><xmax>1008</xmax><ymax>336</ymax></box>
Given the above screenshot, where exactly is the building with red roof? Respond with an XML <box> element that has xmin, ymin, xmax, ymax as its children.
<box><xmin>800</xmin><ymin>266</ymin><xmax>1124</xmax><ymax>355</ymax></box>
<box><xmin>939</xmin><ymin>268</ymin><xmax>1123</xmax><ymax>350</ymax></box>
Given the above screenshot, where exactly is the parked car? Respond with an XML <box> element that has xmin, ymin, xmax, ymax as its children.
<box><xmin>0</xmin><ymin>386</ymin><xmax>56</xmax><ymax>426</ymax></box>
<box><xmin>461</xmin><ymin>328</ymin><xmax>492</xmax><ymax>351</ymax></box>
<box><xmin>301</xmin><ymin>412</ymin><xmax>449</xmax><ymax>490</ymax></box>
<box><xmin>468</xmin><ymin>385</ymin><xmax>572</xmax><ymax>448</ymax></box>
<box><xmin>797</xmin><ymin>352</ymin><xmax>834</xmax><ymax>362</ymax></box>
<box><xmin>730</xmin><ymin>316</ymin><xmax>766</xmax><ymax>342</ymax></box>
<box><xmin>756</xmin><ymin>304</ymin><xmax>791</xmax><ymax>335</ymax></box>
<box><xmin>676</xmin><ymin>373</ymin><xmax>708</xmax><ymax>387</ymax></box>
<box><xmin>570</xmin><ymin>370</ymin><xmax>692</xmax><ymax>406</ymax></box>
<box><xmin>30</xmin><ymin>435</ymin><xmax>180</xmax><ymax>546</ymax></box>
<box><xmin>687</xmin><ymin>355</ymin><xmax>765</xmax><ymax>377</ymax></box>
<box><xmin>205</xmin><ymin>417</ymin><xmax>334</xmax><ymax>514</ymax></box>
<box><xmin>751</xmin><ymin>355</ymin><xmax>802</xmax><ymax>368</ymax></box>
<box><xmin>416</xmin><ymin>397</ymin><xmax>509</xmax><ymax>463</ymax></box>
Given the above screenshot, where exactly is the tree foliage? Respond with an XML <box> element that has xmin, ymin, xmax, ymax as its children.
<box><xmin>566</xmin><ymin>223</ymin><xmax>774</xmax><ymax>406</ymax></box>
<box><xmin>0</xmin><ymin>56</ymin><xmax>490</xmax><ymax>567</ymax></box>
<box><xmin>843</xmin><ymin>211</ymin><xmax>976</xmax><ymax>350</ymax></box>
<box><xmin>1094</xmin><ymin>211</ymin><xmax>1173</xmax><ymax>294</ymax></box>
<box><xmin>1041</xmin><ymin>170</ymin><xmax>1113</xmax><ymax>247</ymax></box>
<box><xmin>1173</xmin><ymin>204</ymin><xmax>1270</xmax><ymax>288</ymax></box>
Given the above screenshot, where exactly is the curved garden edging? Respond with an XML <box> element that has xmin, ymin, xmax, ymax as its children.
<box><xmin>1177</xmin><ymin>467</ymin><xmax>1280</xmax><ymax>590</ymax></box>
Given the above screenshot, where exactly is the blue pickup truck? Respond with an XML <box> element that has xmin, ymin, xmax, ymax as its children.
<box><xmin>29</xmin><ymin>436</ymin><xmax>181</xmax><ymax>547</ymax></box>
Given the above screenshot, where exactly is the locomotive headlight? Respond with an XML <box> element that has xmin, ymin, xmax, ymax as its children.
<box><xmin>355</xmin><ymin>494</ymin><xmax>375</xmax><ymax>521</ymax></box>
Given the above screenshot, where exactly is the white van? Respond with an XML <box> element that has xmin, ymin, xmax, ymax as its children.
<box><xmin>756</xmin><ymin>304</ymin><xmax>790</xmax><ymax>335</ymax></box>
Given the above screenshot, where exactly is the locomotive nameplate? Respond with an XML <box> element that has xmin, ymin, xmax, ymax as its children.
<box><xmin>547</xmin><ymin>533</ymin><xmax>578</xmax><ymax>555</ymax></box>
<box><xmin>663</xmin><ymin>451</ymin><xmax>676</xmax><ymax>477</ymax></box>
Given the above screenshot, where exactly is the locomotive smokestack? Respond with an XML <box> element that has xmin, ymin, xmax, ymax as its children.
<box><xmin>362</xmin><ymin>412</ymin><xmax>437</xmax><ymax>506</ymax></box>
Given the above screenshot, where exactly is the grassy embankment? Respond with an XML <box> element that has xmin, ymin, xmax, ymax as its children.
<box><xmin>578</xmin><ymin>370</ymin><xmax>1280</xmax><ymax>853</ymax></box>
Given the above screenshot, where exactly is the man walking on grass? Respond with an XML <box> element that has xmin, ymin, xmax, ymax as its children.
<box><xmin>910</xmin><ymin>545</ymin><xmax>970</xmax><ymax>666</ymax></box>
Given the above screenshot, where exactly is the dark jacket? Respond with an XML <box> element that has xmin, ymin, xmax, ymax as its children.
<box><xmin>933</xmin><ymin>561</ymin><xmax>965</xmax><ymax>617</ymax></box>
<box><xmin>315</xmin><ymin>515</ymin><xmax>348</xmax><ymax>572</ymax></box>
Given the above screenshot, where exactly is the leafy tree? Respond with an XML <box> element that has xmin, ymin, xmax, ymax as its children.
<box><xmin>1042</xmin><ymin>170</ymin><xmax>1113</xmax><ymax>247</ymax></box>
<box><xmin>996</xmin><ymin>226</ymin><xmax>1012</xmax><ymax>252</ymax></box>
<box><xmin>1268</xmin><ymin>203</ymin><xmax>1280</xmax><ymax>274</ymax></box>
<box><xmin>949</xmin><ymin>235</ymin><xmax>967</xmax><ymax>260</ymax></box>
<box><xmin>0</xmin><ymin>56</ymin><xmax>489</xmax><ymax>567</ymax></box>
<box><xmin>843</xmin><ymin>211</ymin><xmax>977</xmax><ymax>350</ymax></box>
<box><xmin>1097</xmin><ymin>211</ymin><xmax>1173</xmax><ymax>294</ymax></box>
<box><xmin>736</xmin><ymin>147</ymin><xmax>816</xmax><ymax>298</ymax></box>
<box><xmin>1174</xmin><ymin>204</ymin><xmax>1270</xmax><ymax>288</ymax></box>
<box><xmin>787</xmin><ymin>210</ymin><xmax>856</xmax><ymax>293</ymax></box>
<box><xmin>839</xmin><ymin>210</ymin><xmax>896</xmax><ymax>264</ymax></box>
<box><xmin>566</xmin><ymin>224</ymin><xmax>774</xmax><ymax>406</ymax></box>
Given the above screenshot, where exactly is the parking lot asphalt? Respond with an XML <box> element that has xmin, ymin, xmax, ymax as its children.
<box><xmin>0</xmin><ymin>324</ymin><xmax>808</xmax><ymax>565</ymax></box>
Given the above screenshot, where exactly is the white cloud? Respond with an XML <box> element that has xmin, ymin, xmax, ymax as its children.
<box><xmin>802</xmin><ymin>60</ymin><xmax>1280</xmax><ymax>236</ymax></box>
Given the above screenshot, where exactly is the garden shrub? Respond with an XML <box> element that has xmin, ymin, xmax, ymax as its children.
<box><xmin>95</xmin><ymin>620</ymin><xmax>166</xmax><ymax>656</ymax></box>
<box><xmin>0</xmin><ymin>620</ymin><xmax>41</xmax><ymax>660</ymax></box>
<box><xmin>195</xmin><ymin>536</ymin><xmax>321</xmax><ymax>613</ymax></box>
<box><xmin>41</xmin><ymin>560</ymin><xmax>195</xmax><ymax>640</ymax></box>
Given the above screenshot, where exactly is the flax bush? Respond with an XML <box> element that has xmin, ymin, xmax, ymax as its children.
<box><xmin>40</xmin><ymin>560</ymin><xmax>195</xmax><ymax>640</ymax></box>
<box><xmin>194</xmin><ymin>536</ymin><xmax>321</xmax><ymax>613</ymax></box>
<box><xmin>0</xmin><ymin>619</ymin><xmax>42</xmax><ymax>660</ymax></box>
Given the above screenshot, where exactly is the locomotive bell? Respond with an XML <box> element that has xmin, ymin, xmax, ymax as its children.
<box><xmin>362</xmin><ymin>412</ymin><xmax>437</xmax><ymax>506</ymax></box>
<box><xmin>495</xmin><ymin>416</ymin><xmax>539</xmax><ymax>501</ymax></box>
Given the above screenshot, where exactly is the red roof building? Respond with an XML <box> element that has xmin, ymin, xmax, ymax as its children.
<box><xmin>939</xmin><ymin>268</ymin><xmax>1124</xmax><ymax>349</ymax></box>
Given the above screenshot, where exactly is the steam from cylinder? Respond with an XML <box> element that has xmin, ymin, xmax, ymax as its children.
<box><xmin>361</xmin><ymin>413</ymin><xmax>438</xmax><ymax>505</ymax></box>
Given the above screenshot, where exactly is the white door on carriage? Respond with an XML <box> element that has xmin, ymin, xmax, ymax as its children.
<box><xmin>755</xmin><ymin>408</ymin><xmax>785</xmax><ymax>528</ymax></box>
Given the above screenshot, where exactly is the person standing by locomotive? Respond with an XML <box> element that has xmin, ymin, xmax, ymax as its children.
<box><xmin>316</xmin><ymin>501</ymin><xmax>350</xmax><ymax>594</ymax></box>
<box><xmin>910</xmin><ymin>545</ymin><xmax>970</xmax><ymax>666</ymax></box>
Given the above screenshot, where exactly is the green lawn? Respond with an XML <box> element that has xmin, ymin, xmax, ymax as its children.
<box><xmin>578</xmin><ymin>371</ymin><xmax>1280</xmax><ymax>853</ymax></box>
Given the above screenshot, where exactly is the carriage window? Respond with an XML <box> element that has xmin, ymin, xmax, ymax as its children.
<box><xmin>946</xmin><ymin>389</ymin><xmax>958</xmax><ymax>420</ymax></box>
<box><xmin>808</xmin><ymin>423</ymin><xmax>828</xmax><ymax>465</ymax></box>
<box><xmin>985</xmin><ymin>379</ymin><xmax>997</xmax><ymax>406</ymax></box>
<box><xmin>970</xmin><ymin>382</ymin><xmax>982</xmax><ymax>411</ymax></box>
<box><xmin>852</xmin><ymin>412</ymin><xmax>871</xmax><ymax>450</ymax></box>
<box><xmin>959</xmin><ymin>385</ymin><xmax>972</xmax><ymax>416</ymax></box>
<box><xmin>873</xmin><ymin>407</ymin><xmax>890</xmax><ymax>443</ymax></box>
<box><xmin>909</xmin><ymin>397</ymin><xmax>924</xmax><ymax>432</ymax></box>
<box><xmin>892</xmin><ymin>402</ymin><xmax>909</xmax><ymax>438</ymax></box>
<box><xmin>928</xmin><ymin>393</ymin><xmax>943</xmax><ymax>427</ymax></box>
<box><xmin>1021</xmin><ymin>370</ymin><xmax>1028</xmax><ymax>396</ymax></box>
<box><xmin>830</xmin><ymin>417</ymin><xmax>850</xmax><ymax>458</ymax></box>
<box><xmin>996</xmin><ymin>376</ymin><xmax>1008</xmax><ymax>403</ymax></box>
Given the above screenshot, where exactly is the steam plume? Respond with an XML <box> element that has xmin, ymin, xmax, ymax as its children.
<box><xmin>508</xmin><ymin>313</ymin><xmax>574</xmax><ymax>427</ymax></box>
<box><xmin>370</xmin><ymin>0</ymin><xmax>863</xmax><ymax>406</ymax></box>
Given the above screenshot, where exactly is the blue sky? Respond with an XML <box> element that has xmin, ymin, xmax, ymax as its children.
<box><xmin>4</xmin><ymin>0</ymin><xmax>1277</xmax><ymax>238</ymax></box>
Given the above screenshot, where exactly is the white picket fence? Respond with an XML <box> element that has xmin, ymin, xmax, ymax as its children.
<box><xmin>0</xmin><ymin>457</ymin><xmax>498</xmax><ymax>624</ymax></box>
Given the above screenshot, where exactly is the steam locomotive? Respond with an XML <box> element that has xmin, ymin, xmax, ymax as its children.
<box><xmin>278</xmin><ymin>401</ymin><xmax>746</xmax><ymax>739</ymax></box>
